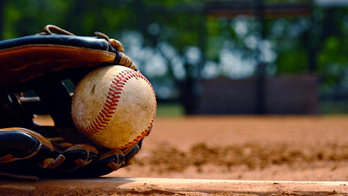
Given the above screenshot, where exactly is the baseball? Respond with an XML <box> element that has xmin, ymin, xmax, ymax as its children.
<box><xmin>71</xmin><ymin>65</ymin><xmax>157</xmax><ymax>149</ymax></box>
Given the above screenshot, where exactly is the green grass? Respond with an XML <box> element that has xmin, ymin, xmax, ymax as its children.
<box><xmin>156</xmin><ymin>101</ymin><xmax>348</xmax><ymax>116</ymax></box>
<box><xmin>155</xmin><ymin>104</ymin><xmax>185</xmax><ymax>117</ymax></box>
<box><xmin>320</xmin><ymin>100</ymin><xmax>348</xmax><ymax>114</ymax></box>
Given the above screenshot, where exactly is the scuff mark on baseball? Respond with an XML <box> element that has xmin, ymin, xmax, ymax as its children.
<box><xmin>71</xmin><ymin>65</ymin><xmax>157</xmax><ymax>149</ymax></box>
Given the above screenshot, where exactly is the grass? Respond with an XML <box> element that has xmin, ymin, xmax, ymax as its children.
<box><xmin>319</xmin><ymin>100</ymin><xmax>348</xmax><ymax>114</ymax></box>
<box><xmin>156</xmin><ymin>102</ymin><xmax>348</xmax><ymax>116</ymax></box>
<box><xmin>155</xmin><ymin>104</ymin><xmax>185</xmax><ymax>117</ymax></box>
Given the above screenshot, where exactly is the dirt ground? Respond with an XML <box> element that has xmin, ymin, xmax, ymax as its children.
<box><xmin>106</xmin><ymin>115</ymin><xmax>348</xmax><ymax>181</ymax></box>
<box><xmin>10</xmin><ymin>115</ymin><xmax>348</xmax><ymax>195</ymax></box>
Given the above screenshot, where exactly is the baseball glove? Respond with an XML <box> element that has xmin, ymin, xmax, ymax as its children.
<box><xmin>0</xmin><ymin>25</ymin><xmax>149</xmax><ymax>180</ymax></box>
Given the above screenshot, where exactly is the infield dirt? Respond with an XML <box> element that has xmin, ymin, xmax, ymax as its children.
<box><xmin>13</xmin><ymin>115</ymin><xmax>348</xmax><ymax>195</ymax></box>
<box><xmin>108</xmin><ymin>115</ymin><xmax>348</xmax><ymax>181</ymax></box>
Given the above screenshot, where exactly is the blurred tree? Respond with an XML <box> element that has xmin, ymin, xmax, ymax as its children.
<box><xmin>1</xmin><ymin>0</ymin><xmax>348</xmax><ymax>113</ymax></box>
<box><xmin>0</xmin><ymin>0</ymin><xmax>4</xmax><ymax>40</ymax></box>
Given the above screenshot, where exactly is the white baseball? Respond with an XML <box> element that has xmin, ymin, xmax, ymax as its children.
<box><xmin>71</xmin><ymin>65</ymin><xmax>157</xmax><ymax>149</ymax></box>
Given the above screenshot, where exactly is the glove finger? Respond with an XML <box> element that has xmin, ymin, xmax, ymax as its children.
<box><xmin>98</xmin><ymin>149</ymin><xmax>125</xmax><ymax>170</ymax></box>
<box><xmin>122</xmin><ymin>155</ymin><xmax>135</xmax><ymax>168</ymax></box>
<box><xmin>0</xmin><ymin>127</ymin><xmax>53</xmax><ymax>164</ymax></box>
<box><xmin>121</xmin><ymin>141</ymin><xmax>142</xmax><ymax>168</ymax></box>
<box><xmin>0</xmin><ymin>127</ymin><xmax>55</xmax><ymax>179</ymax></box>
<box><xmin>77</xmin><ymin>149</ymin><xmax>125</xmax><ymax>177</ymax></box>
<box><xmin>41</xmin><ymin>144</ymin><xmax>98</xmax><ymax>173</ymax></box>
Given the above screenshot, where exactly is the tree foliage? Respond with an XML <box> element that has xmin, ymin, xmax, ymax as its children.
<box><xmin>1</xmin><ymin>0</ymin><xmax>348</xmax><ymax>98</ymax></box>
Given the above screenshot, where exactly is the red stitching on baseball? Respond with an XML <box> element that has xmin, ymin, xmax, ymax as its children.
<box><xmin>73</xmin><ymin>68</ymin><xmax>157</xmax><ymax>149</ymax></box>
<box><xmin>116</xmin><ymin>70</ymin><xmax>157</xmax><ymax>149</ymax></box>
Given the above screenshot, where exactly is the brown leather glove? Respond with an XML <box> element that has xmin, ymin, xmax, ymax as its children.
<box><xmin>0</xmin><ymin>25</ymin><xmax>146</xmax><ymax>180</ymax></box>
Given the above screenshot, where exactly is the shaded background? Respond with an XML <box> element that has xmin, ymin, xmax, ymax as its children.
<box><xmin>1</xmin><ymin>0</ymin><xmax>348</xmax><ymax>115</ymax></box>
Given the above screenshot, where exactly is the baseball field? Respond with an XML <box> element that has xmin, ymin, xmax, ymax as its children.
<box><xmin>111</xmin><ymin>115</ymin><xmax>348</xmax><ymax>181</ymax></box>
<box><xmin>2</xmin><ymin>112</ymin><xmax>348</xmax><ymax>195</ymax></box>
